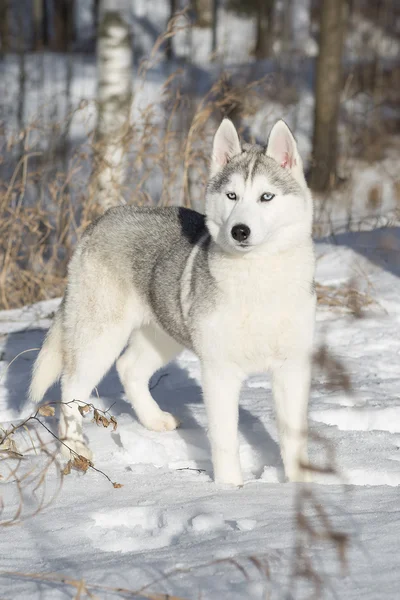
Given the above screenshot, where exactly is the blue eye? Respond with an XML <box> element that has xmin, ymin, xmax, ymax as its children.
<box><xmin>227</xmin><ymin>192</ymin><xmax>237</xmax><ymax>200</ymax></box>
<box><xmin>261</xmin><ymin>192</ymin><xmax>275</xmax><ymax>202</ymax></box>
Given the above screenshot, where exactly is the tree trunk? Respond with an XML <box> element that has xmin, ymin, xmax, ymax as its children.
<box><xmin>211</xmin><ymin>0</ymin><xmax>218</xmax><ymax>55</ymax></box>
<box><xmin>94</xmin><ymin>0</ymin><xmax>133</xmax><ymax>210</ymax></box>
<box><xmin>281</xmin><ymin>0</ymin><xmax>293</xmax><ymax>56</ymax></box>
<box><xmin>254</xmin><ymin>0</ymin><xmax>274</xmax><ymax>59</ymax></box>
<box><xmin>53</xmin><ymin>0</ymin><xmax>74</xmax><ymax>52</ymax></box>
<box><xmin>165</xmin><ymin>0</ymin><xmax>177</xmax><ymax>60</ymax></box>
<box><xmin>42</xmin><ymin>0</ymin><xmax>49</xmax><ymax>47</ymax></box>
<box><xmin>33</xmin><ymin>0</ymin><xmax>44</xmax><ymax>50</ymax></box>
<box><xmin>309</xmin><ymin>0</ymin><xmax>345</xmax><ymax>192</ymax></box>
<box><xmin>16</xmin><ymin>4</ymin><xmax>26</xmax><ymax>162</ymax></box>
<box><xmin>193</xmin><ymin>0</ymin><xmax>212</xmax><ymax>27</ymax></box>
<box><xmin>93</xmin><ymin>0</ymin><xmax>101</xmax><ymax>31</ymax></box>
<box><xmin>0</xmin><ymin>0</ymin><xmax>10</xmax><ymax>55</ymax></box>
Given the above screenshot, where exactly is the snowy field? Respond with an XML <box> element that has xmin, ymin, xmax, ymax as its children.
<box><xmin>1</xmin><ymin>228</ymin><xmax>400</xmax><ymax>599</ymax></box>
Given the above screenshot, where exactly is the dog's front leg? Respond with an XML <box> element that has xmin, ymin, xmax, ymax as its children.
<box><xmin>201</xmin><ymin>363</ymin><xmax>244</xmax><ymax>486</ymax></box>
<box><xmin>272</xmin><ymin>357</ymin><xmax>311</xmax><ymax>482</ymax></box>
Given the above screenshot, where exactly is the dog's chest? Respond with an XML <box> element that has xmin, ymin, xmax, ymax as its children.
<box><xmin>200</xmin><ymin>254</ymin><xmax>315</xmax><ymax>371</ymax></box>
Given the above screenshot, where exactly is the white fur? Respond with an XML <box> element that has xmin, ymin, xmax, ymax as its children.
<box><xmin>202</xmin><ymin>119</ymin><xmax>315</xmax><ymax>484</ymax></box>
<box><xmin>30</xmin><ymin>119</ymin><xmax>315</xmax><ymax>484</ymax></box>
<box><xmin>206</xmin><ymin>121</ymin><xmax>313</xmax><ymax>260</ymax></box>
<box><xmin>29</xmin><ymin>315</ymin><xmax>63</xmax><ymax>403</ymax></box>
<box><xmin>195</xmin><ymin>243</ymin><xmax>315</xmax><ymax>484</ymax></box>
<box><xmin>266</xmin><ymin>119</ymin><xmax>307</xmax><ymax>187</ymax></box>
<box><xmin>211</xmin><ymin>118</ymin><xmax>242</xmax><ymax>176</ymax></box>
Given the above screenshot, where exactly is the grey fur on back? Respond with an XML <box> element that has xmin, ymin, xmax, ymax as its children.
<box><xmin>74</xmin><ymin>206</ymin><xmax>216</xmax><ymax>349</ymax></box>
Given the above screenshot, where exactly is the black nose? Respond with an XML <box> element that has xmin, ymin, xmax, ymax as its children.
<box><xmin>231</xmin><ymin>224</ymin><xmax>251</xmax><ymax>243</ymax></box>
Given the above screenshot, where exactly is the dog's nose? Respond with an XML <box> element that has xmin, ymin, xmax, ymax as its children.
<box><xmin>231</xmin><ymin>224</ymin><xmax>251</xmax><ymax>243</ymax></box>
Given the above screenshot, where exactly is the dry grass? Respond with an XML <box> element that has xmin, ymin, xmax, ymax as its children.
<box><xmin>0</xmin><ymin>397</ymin><xmax>123</xmax><ymax>527</ymax></box>
<box><xmin>0</xmin><ymin>570</ymin><xmax>186</xmax><ymax>600</ymax></box>
<box><xmin>315</xmin><ymin>280</ymin><xmax>377</xmax><ymax>316</ymax></box>
<box><xmin>0</xmin><ymin>53</ymin><xmax>278</xmax><ymax>311</ymax></box>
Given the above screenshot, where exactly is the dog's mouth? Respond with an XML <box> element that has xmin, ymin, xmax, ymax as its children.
<box><xmin>235</xmin><ymin>242</ymin><xmax>253</xmax><ymax>251</ymax></box>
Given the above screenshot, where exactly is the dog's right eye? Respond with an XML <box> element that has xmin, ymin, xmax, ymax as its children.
<box><xmin>226</xmin><ymin>192</ymin><xmax>237</xmax><ymax>201</ymax></box>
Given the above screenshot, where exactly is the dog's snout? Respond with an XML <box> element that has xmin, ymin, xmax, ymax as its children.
<box><xmin>231</xmin><ymin>224</ymin><xmax>251</xmax><ymax>243</ymax></box>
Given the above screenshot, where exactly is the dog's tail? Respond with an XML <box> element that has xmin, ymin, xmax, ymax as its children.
<box><xmin>29</xmin><ymin>312</ymin><xmax>63</xmax><ymax>403</ymax></box>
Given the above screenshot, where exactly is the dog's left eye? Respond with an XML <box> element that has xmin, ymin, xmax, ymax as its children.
<box><xmin>226</xmin><ymin>192</ymin><xmax>237</xmax><ymax>201</ymax></box>
<box><xmin>260</xmin><ymin>192</ymin><xmax>275</xmax><ymax>202</ymax></box>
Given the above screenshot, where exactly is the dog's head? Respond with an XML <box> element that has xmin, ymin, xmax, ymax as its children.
<box><xmin>205</xmin><ymin>119</ymin><xmax>313</xmax><ymax>255</ymax></box>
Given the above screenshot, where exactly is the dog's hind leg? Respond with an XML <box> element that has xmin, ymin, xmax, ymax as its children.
<box><xmin>60</xmin><ymin>321</ymin><xmax>133</xmax><ymax>460</ymax></box>
<box><xmin>117</xmin><ymin>325</ymin><xmax>182</xmax><ymax>431</ymax></box>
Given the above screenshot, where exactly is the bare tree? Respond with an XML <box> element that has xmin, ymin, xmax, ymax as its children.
<box><xmin>255</xmin><ymin>0</ymin><xmax>275</xmax><ymax>59</ymax></box>
<box><xmin>310</xmin><ymin>0</ymin><xmax>346</xmax><ymax>191</ymax></box>
<box><xmin>281</xmin><ymin>0</ymin><xmax>293</xmax><ymax>58</ymax></box>
<box><xmin>53</xmin><ymin>0</ymin><xmax>75</xmax><ymax>52</ymax></box>
<box><xmin>15</xmin><ymin>2</ymin><xmax>26</xmax><ymax>160</ymax></box>
<box><xmin>192</xmin><ymin>0</ymin><xmax>220</xmax><ymax>55</ymax></box>
<box><xmin>94</xmin><ymin>0</ymin><xmax>133</xmax><ymax>210</ymax></box>
<box><xmin>193</xmin><ymin>0</ymin><xmax>212</xmax><ymax>27</ymax></box>
<box><xmin>93</xmin><ymin>0</ymin><xmax>101</xmax><ymax>31</ymax></box>
<box><xmin>228</xmin><ymin>0</ymin><xmax>275</xmax><ymax>59</ymax></box>
<box><xmin>0</xmin><ymin>0</ymin><xmax>10</xmax><ymax>55</ymax></box>
<box><xmin>211</xmin><ymin>0</ymin><xmax>219</xmax><ymax>54</ymax></box>
<box><xmin>166</xmin><ymin>0</ymin><xmax>177</xmax><ymax>60</ymax></box>
<box><xmin>33</xmin><ymin>0</ymin><xmax>44</xmax><ymax>50</ymax></box>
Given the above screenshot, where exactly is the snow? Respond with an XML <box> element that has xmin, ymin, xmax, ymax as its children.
<box><xmin>1</xmin><ymin>0</ymin><xmax>400</xmax><ymax>596</ymax></box>
<box><xmin>1</xmin><ymin>229</ymin><xmax>400</xmax><ymax>598</ymax></box>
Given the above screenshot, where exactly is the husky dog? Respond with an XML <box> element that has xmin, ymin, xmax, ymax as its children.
<box><xmin>30</xmin><ymin>119</ymin><xmax>315</xmax><ymax>485</ymax></box>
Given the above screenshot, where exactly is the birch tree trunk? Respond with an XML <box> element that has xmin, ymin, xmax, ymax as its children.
<box><xmin>309</xmin><ymin>0</ymin><xmax>345</xmax><ymax>191</ymax></box>
<box><xmin>94</xmin><ymin>0</ymin><xmax>133</xmax><ymax>210</ymax></box>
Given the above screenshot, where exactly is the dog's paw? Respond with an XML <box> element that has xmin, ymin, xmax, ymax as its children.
<box><xmin>141</xmin><ymin>410</ymin><xmax>180</xmax><ymax>432</ymax></box>
<box><xmin>214</xmin><ymin>473</ymin><xmax>244</xmax><ymax>487</ymax></box>
<box><xmin>214</xmin><ymin>465</ymin><xmax>244</xmax><ymax>487</ymax></box>
<box><xmin>212</xmin><ymin>452</ymin><xmax>243</xmax><ymax>487</ymax></box>
<box><xmin>60</xmin><ymin>439</ymin><xmax>93</xmax><ymax>462</ymax></box>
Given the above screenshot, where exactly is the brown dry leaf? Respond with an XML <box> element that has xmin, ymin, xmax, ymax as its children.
<box><xmin>38</xmin><ymin>405</ymin><xmax>55</xmax><ymax>417</ymax></box>
<box><xmin>93</xmin><ymin>410</ymin><xmax>110</xmax><ymax>428</ymax></box>
<box><xmin>113</xmin><ymin>482</ymin><xmax>123</xmax><ymax>489</ymax></box>
<box><xmin>72</xmin><ymin>454</ymin><xmax>92</xmax><ymax>472</ymax></box>
<box><xmin>0</xmin><ymin>436</ymin><xmax>20</xmax><ymax>455</ymax></box>
<box><xmin>78</xmin><ymin>404</ymin><xmax>91</xmax><ymax>416</ymax></box>
<box><xmin>99</xmin><ymin>415</ymin><xmax>110</xmax><ymax>427</ymax></box>
<box><xmin>110</xmin><ymin>416</ymin><xmax>118</xmax><ymax>431</ymax></box>
<box><xmin>63</xmin><ymin>461</ymin><xmax>72</xmax><ymax>476</ymax></box>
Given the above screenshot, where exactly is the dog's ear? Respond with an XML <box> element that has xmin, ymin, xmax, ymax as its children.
<box><xmin>211</xmin><ymin>119</ymin><xmax>241</xmax><ymax>176</ymax></box>
<box><xmin>266</xmin><ymin>120</ymin><xmax>306</xmax><ymax>185</ymax></box>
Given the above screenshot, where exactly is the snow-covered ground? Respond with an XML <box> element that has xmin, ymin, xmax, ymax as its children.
<box><xmin>1</xmin><ymin>228</ymin><xmax>400</xmax><ymax>599</ymax></box>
